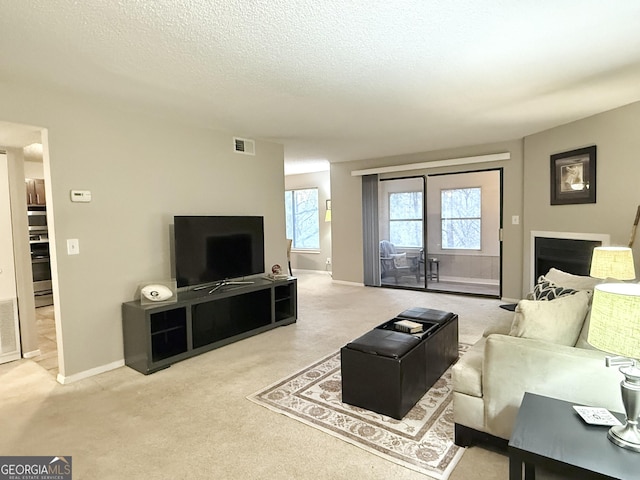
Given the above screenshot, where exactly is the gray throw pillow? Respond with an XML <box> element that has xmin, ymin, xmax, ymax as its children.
<box><xmin>533</xmin><ymin>275</ymin><xmax>578</xmax><ymax>301</ymax></box>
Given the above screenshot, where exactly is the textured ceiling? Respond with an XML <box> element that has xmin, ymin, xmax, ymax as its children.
<box><xmin>2</xmin><ymin>1</ymin><xmax>640</xmax><ymax>174</ymax></box>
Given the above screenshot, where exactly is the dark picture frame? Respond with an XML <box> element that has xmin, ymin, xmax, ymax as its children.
<box><xmin>550</xmin><ymin>146</ymin><xmax>596</xmax><ymax>205</ymax></box>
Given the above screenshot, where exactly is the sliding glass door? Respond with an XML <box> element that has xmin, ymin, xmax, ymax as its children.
<box><xmin>363</xmin><ymin>169</ymin><xmax>502</xmax><ymax>297</ymax></box>
<box><xmin>425</xmin><ymin>170</ymin><xmax>502</xmax><ymax>297</ymax></box>
<box><xmin>378</xmin><ymin>177</ymin><xmax>426</xmax><ymax>289</ymax></box>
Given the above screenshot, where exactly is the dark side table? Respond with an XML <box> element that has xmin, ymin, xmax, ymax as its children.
<box><xmin>509</xmin><ymin>393</ymin><xmax>638</xmax><ymax>480</ymax></box>
<box><xmin>427</xmin><ymin>257</ymin><xmax>440</xmax><ymax>281</ymax></box>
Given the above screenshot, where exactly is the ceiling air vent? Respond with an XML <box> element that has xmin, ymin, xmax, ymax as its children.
<box><xmin>233</xmin><ymin>137</ymin><xmax>255</xmax><ymax>156</ymax></box>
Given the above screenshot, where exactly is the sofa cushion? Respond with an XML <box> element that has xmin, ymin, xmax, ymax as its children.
<box><xmin>346</xmin><ymin>329</ymin><xmax>420</xmax><ymax>358</ymax></box>
<box><xmin>533</xmin><ymin>276</ymin><xmax>579</xmax><ymax>301</ymax></box>
<box><xmin>452</xmin><ymin>337</ymin><xmax>485</xmax><ymax>398</ymax></box>
<box><xmin>509</xmin><ymin>290</ymin><xmax>590</xmax><ymax>346</ymax></box>
<box><xmin>544</xmin><ymin>268</ymin><xmax>600</xmax><ymax>291</ymax></box>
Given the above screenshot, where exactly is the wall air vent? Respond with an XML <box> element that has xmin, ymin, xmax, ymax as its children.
<box><xmin>0</xmin><ymin>298</ymin><xmax>20</xmax><ymax>361</ymax></box>
<box><xmin>233</xmin><ymin>137</ymin><xmax>255</xmax><ymax>156</ymax></box>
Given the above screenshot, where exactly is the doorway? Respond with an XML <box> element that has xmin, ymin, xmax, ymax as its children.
<box><xmin>0</xmin><ymin>125</ymin><xmax>61</xmax><ymax>377</ymax></box>
<box><xmin>24</xmin><ymin>144</ymin><xmax>58</xmax><ymax>374</ymax></box>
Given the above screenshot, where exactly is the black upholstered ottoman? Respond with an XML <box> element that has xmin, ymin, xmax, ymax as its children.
<box><xmin>341</xmin><ymin>307</ymin><xmax>458</xmax><ymax>420</ymax></box>
<box><xmin>396</xmin><ymin>308</ymin><xmax>459</xmax><ymax>390</ymax></box>
<box><xmin>341</xmin><ymin>328</ymin><xmax>425</xmax><ymax>419</ymax></box>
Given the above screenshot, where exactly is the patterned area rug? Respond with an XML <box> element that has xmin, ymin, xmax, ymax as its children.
<box><xmin>247</xmin><ymin>344</ymin><xmax>469</xmax><ymax>479</ymax></box>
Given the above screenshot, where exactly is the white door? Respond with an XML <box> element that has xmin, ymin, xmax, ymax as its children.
<box><xmin>0</xmin><ymin>153</ymin><xmax>21</xmax><ymax>363</ymax></box>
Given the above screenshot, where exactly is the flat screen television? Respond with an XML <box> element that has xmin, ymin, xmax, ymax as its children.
<box><xmin>174</xmin><ymin>216</ymin><xmax>265</xmax><ymax>288</ymax></box>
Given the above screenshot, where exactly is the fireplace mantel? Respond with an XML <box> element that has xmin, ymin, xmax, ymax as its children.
<box><xmin>529</xmin><ymin>231</ymin><xmax>610</xmax><ymax>291</ymax></box>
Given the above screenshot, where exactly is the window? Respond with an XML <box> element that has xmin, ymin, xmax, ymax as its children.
<box><xmin>441</xmin><ymin>187</ymin><xmax>481</xmax><ymax>249</ymax></box>
<box><xmin>389</xmin><ymin>191</ymin><xmax>423</xmax><ymax>247</ymax></box>
<box><xmin>285</xmin><ymin>188</ymin><xmax>319</xmax><ymax>249</ymax></box>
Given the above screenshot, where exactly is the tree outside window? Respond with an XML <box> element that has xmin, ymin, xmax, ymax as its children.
<box><xmin>441</xmin><ymin>187</ymin><xmax>481</xmax><ymax>249</ymax></box>
<box><xmin>389</xmin><ymin>192</ymin><xmax>423</xmax><ymax>247</ymax></box>
<box><xmin>285</xmin><ymin>188</ymin><xmax>319</xmax><ymax>249</ymax></box>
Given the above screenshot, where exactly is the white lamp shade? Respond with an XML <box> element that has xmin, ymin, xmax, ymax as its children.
<box><xmin>588</xmin><ymin>283</ymin><xmax>640</xmax><ymax>359</ymax></box>
<box><xmin>589</xmin><ymin>247</ymin><xmax>636</xmax><ymax>280</ymax></box>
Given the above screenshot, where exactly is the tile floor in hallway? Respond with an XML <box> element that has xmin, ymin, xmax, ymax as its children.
<box><xmin>32</xmin><ymin>305</ymin><xmax>58</xmax><ymax>376</ymax></box>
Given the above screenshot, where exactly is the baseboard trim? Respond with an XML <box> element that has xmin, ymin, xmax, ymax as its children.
<box><xmin>501</xmin><ymin>297</ymin><xmax>520</xmax><ymax>304</ymax></box>
<box><xmin>331</xmin><ymin>279</ymin><xmax>365</xmax><ymax>287</ymax></box>
<box><xmin>56</xmin><ymin>359</ymin><xmax>124</xmax><ymax>385</ymax></box>
<box><xmin>22</xmin><ymin>349</ymin><xmax>42</xmax><ymax>359</ymax></box>
<box><xmin>292</xmin><ymin>268</ymin><xmax>333</xmax><ymax>276</ymax></box>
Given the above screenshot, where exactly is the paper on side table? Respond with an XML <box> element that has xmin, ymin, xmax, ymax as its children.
<box><xmin>573</xmin><ymin>406</ymin><xmax>622</xmax><ymax>426</ymax></box>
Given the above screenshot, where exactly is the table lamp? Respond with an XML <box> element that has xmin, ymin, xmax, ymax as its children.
<box><xmin>588</xmin><ymin>282</ymin><xmax>640</xmax><ymax>452</ymax></box>
<box><xmin>590</xmin><ymin>246</ymin><xmax>636</xmax><ymax>280</ymax></box>
<box><xmin>325</xmin><ymin>199</ymin><xmax>331</xmax><ymax>222</ymax></box>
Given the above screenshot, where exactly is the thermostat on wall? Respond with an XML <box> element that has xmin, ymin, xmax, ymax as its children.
<box><xmin>70</xmin><ymin>190</ymin><xmax>92</xmax><ymax>202</ymax></box>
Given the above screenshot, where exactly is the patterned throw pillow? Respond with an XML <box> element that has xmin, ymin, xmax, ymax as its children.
<box><xmin>533</xmin><ymin>275</ymin><xmax>579</xmax><ymax>301</ymax></box>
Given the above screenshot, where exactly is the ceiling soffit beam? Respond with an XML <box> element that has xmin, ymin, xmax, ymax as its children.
<box><xmin>351</xmin><ymin>152</ymin><xmax>510</xmax><ymax>177</ymax></box>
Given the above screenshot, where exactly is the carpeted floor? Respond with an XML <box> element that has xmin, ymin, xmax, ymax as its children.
<box><xmin>0</xmin><ymin>270</ymin><xmax>534</xmax><ymax>479</ymax></box>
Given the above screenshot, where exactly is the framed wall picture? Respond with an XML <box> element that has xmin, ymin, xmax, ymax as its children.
<box><xmin>550</xmin><ymin>146</ymin><xmax>596</xmax><ymax>205</ymax></box>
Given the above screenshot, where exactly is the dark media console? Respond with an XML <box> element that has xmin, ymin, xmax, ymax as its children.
<box><xmin>122</xmin><ymin>277</ymin><xmax>297</xmax><ymax>374</ymax></box>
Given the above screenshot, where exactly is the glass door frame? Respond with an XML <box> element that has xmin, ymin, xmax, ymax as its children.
<box><xmin>378</xmin><ymin>175</ymin><xmax>427</xmax><ymax>291</ymax></box>
<box><xmin>424</xmin><ymin>167</ymin><xmax>503</xmax><ymax>298</ymax></box>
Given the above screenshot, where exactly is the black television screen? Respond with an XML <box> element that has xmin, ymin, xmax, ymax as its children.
<box><xmin>174</xmin><ymin>216</ymin><xmax>265</xmax><ymax>288</ymax></box>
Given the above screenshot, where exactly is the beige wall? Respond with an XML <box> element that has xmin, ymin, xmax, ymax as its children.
<box><xmin>24</xmin><ymin>160</ymin><xmax>44</xmax><ymax>179</ymax></box>
<box><xmin>0</xmin><ymin>82</ymin><xmax>286</xmax><ymax>380</ymax></box>
<box><xmin>284</xmin><ymin>170</ymin><xmax>332</xmax><ymax>272</ymax></box>
<box><xmin>331</xmin><ymin>139</ymin><xmax>524</xmax><ymax>298</ymax></box>
<box><xmin>330</xmin><ymin>161</ymin><xmax>364</xmax><ymax>284</ymax></box>
<box><xmin>522</xmin><ymin>100</ymin><xmax>640</xmax><ymax>290</ymax></box>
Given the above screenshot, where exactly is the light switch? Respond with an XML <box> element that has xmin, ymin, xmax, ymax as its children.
<box><xmin>512</xmin><ymin>215</ymin><xmax>520</xmax><ymax>225</ymax></box>
<box><xmin>67</xmin><ymin>239</ymin><xmax>80</xmax><ymax>255</ymax></box>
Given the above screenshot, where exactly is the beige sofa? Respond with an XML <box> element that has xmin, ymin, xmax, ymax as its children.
<box><xmin>452</xmin><ymin>268</ymin><xmax>625</xmax><ymax>446</ymax></box>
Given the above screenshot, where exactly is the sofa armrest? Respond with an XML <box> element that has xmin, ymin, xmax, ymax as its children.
<box><xmin>482</xmin><ymin>334</ymin><xmax>624</xmax><ymax>440</ymax></box>
<box><xmin>482</xmin><ymin>316</ymin><xmax>512</xmax><ymax>337</ymax></box>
